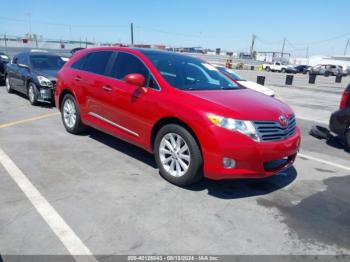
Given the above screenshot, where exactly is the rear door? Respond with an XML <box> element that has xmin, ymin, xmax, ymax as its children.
<box><xmin>8</xmin><ymin>55</ymin><xmax>21</xmax><ymax>90</ymax></box>
<box><xmin>16</xmin><ymin>53</ymin><xmax>30</xmax><ymax>93</ymax></box>
<box><xmin>275</xmin><ymin>62</ymin><xmax>281</xmax><ymax>71</ymax></box>
<box><xmin>75</xmin><ymin>50</ymin><xmax>115</xmax><ymax>120</ymax></box>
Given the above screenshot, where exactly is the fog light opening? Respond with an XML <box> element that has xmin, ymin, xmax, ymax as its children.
<box><xmin>223</xmin><ymin>157</ymin><xmax>236</xmax><ymax>169</ymax></box>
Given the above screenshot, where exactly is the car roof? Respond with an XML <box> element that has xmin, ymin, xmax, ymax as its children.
<box><xmin>16</xmin><ymin>51</ymin><xmax>61</xmax><ymax>57</ymax></box>
<box><xmin>76</xmin><ymin>46</ymin><xmax>195</xmax><ymax>59</ymax></box>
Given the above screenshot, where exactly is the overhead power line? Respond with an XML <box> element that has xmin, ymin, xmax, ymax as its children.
<box><xmin>0</xmin><ymin>16</ymin><xmax>128</xmax><ymax>28</ymax></box>
<box><xmin>255</xmin><ymin>36</ymin><xmax>282</xmax><ymax>45</ymax></box>
<box><xmin>308</xmin><ymin>32</ymin><xmax>350</xmax><ymax>45</ymax></box>
<box><xmin>134</xmin><ymin>25</ymin><xmax>200</xmax><ymax>38</ymax></box>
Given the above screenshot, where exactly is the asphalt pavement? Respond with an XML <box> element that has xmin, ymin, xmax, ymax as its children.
<box><xmin>0</xmin><ymin>75</ymin><xmax>349</xmax><ymax>258</ymax></box>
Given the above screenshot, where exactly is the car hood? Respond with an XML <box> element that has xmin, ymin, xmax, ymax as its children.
<box><xmin>33</xmin><ymin>69</ymin><xmax>59</xmax><ymax>81</ymax></box>
<box><xmin>188</xmin><ymin>89</ymin><xmax>294</xmax><ymax>121</ymax></box>
<box><xmin>237</xmin><ymin>80</ymin><xmax>275</xmax><ymax>96</ymax></box>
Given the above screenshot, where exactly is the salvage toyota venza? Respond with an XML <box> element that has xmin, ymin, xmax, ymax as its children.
<box><xmin>55</xmin><ymin>48</ymin><xmax>300</xmax><ymax>186</ymax></box>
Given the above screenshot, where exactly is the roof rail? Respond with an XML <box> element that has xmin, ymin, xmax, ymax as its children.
<box><xmin>30</xmin><ymin>49</ymin><xmax>49</xmax><ymax>53</ymax></box>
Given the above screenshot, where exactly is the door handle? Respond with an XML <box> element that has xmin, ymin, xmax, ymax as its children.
<box><xmin>74</xmin><ymin>75</ymin><xmax>81</xmax><ymax>82</ymax></box>
<box><xmin>102</xmin><ymin>85</ymin><xmax>112</xmax><ymax>92</ymax></box>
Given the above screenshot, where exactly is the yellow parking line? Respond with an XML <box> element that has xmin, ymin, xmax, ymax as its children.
<box><xmin>0</xmin><ymin>112</ymin><xmax>59</xmax><ymax>129</ymax></box>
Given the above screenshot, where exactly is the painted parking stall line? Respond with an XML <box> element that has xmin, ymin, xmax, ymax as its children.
<box><xmin>0</xmin><ymin>112</ymin><xmax>59</xmax><ymax>129</ymax></box>
<box><xmin>298</xmin><ymin>152</ymin><xmax>350</xmax><ymax>172</ymax></box>
<box><xmin>0</xmin><ymin>147</ymin><xmax>97</xmax><ymax>262</ymax></box>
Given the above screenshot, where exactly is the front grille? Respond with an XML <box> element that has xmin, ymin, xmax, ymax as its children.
<box><xmin>254</xmin><ymin>115</ymin><xmax>296</xmax><ymax>142</ymax></box>
<box><xmin>51</xmin><ymin>81</ymin><xmax>56</xmax><ymax>88</ymax></box>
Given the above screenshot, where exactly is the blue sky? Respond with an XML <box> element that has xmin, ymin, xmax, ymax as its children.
<box><xmin>0</xmin><ymin>0</ymin><xmax>349</xmax><ymax>57</ymax></box>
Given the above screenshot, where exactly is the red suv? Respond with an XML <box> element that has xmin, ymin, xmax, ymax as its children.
<box><xmin>55</xmin><ymin>48</ymin><xmax>300</xmax><ymax>186</ymax></box>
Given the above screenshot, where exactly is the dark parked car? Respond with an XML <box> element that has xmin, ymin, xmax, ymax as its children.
<box><xmin>5</xmin><ymin>50</ymin><xmax>65</xmax><ymax>105</ymax></box>
<box><xmin>294</xmin><ymin>65</ymin><xmax>309</xmax><ymax>74</ymax></box>
<box><xmin>329</xmin><ymin>84</ymin><xmax>350</xmax><ymax>148</ymax></box>
<box><xmin>307</xmin><ymin>64</ymin><xmax>343</xmax><ymax>76</ymax></box>
<box><xmin>0</xmin><ymin>52</ymin><xmax>10</xmax><ymax>83</ymax></box>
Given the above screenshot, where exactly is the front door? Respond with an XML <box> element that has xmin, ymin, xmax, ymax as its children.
<box><xmin>103</xmin><ymin>51</ymin><xmax>160</xmax><ymax>144</ymax></box>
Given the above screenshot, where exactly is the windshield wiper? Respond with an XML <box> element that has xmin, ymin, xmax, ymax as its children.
<box><xmin>185</xmin><ymin>87</ymin><xmax>201</xmax><ymax>90</ymax></box>
<box><xmin>220</xmin><ymin>87</ymin><xmax>236</xmax><ymax>90</ymax></box>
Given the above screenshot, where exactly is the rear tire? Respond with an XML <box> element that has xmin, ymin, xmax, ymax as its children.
<box><xmin>265</xmin><ymin>67</ymin><xmax>271</xmax><ymax>72</ymax></box>
<box><xmin>154</xmin><ymin>124</ymin><xmax>203</xmax><ymax>186</ymax></box>
<box><xmin>28</xmin><ymin>82</ymin><xmax>39</xmax><ymax>105</ymax></box>
<box><xmin>61</xmin><ymin>94</ymin><xmax>86</xmax><ymax>134</ymax></box>
<box><xmin>5</xmin><ymin>76</ymin><xmax>13</xmax><ymax>93</ymax></box>
<box><xmin>281</xmin><ymin>68</ymin><xmax>286</xmax><ymax>73</ymax></box>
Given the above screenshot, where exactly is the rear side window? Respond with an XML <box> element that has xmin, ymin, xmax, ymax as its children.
<box><xmin>71</xmin><ymin>55</ymin><xmax>88</xmax><ymax>70</ymax></box>
<box><xmin>110</xmin><ymin>52</ymin><xmax>149</xmax><ymax>80</ymax></box>
<box><xmin>83</xmin><ymin>51</ymin><xmax>113</xmax><ymax>75</ymax></box>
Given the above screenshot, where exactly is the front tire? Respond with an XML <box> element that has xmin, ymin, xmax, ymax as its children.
<box><xmin>5</xmin><ymin>76</ymin><xmax>13</xmax><ymax>93</ymax></box>
<box><xmin>154</xmin><ymin>124</ymin><xmax>203</xmax><ymax>186</ymax></box>
<box><xmin>28</xmin><ymin>82</ymin><xmax>39</xmax><ymax>105</ymax></box>
<box><xmin>61</xmin><ymin>94</ymin><xmax>86</xmax><ymax>134</ymax></box>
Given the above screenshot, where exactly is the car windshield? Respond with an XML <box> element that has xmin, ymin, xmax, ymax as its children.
<box><xmin>30</xmin><ymin>55</ymin><xmax>65</xmax><ymax>70</ymax></box>
<box><xmin>216</xmin><ymin>66</ymin><xmax>245</xmax><ymax>81</ymax></box>
<box><xmin>143</xmin><ymin>52</ymin><xmax>239</xmax><ymax>90</ymax></box>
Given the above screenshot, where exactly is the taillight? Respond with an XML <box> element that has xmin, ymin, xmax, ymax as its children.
<box><xmin>340</xmin><ymin>91</ymin><xmax>349</xmax><ymax>109</ymax></box>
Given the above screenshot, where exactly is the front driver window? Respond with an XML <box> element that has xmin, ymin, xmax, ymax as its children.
<box><xmin>111</xmin><ymin>52</ymin><xmax>149</xmax><ymax>81</ymax></box>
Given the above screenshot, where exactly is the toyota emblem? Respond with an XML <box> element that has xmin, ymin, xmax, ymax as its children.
<box><xmin>279</xmin><ymin>115</ymin><xmax>288</xmax><ymax>127</ymax></box>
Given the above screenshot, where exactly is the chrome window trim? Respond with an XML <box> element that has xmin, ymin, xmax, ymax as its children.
<box><xmin>70</xmin><ymin>50</ymin><xmax>162</xmax><ymax>92</ymax></box>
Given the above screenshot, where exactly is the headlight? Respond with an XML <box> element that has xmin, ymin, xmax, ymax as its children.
<box><xmin>207</xmin><ymin>113</ymin><xmax>260</xmax><ymax>142</ymax></box>
<box><xmin>37</xmin><ymin>76</ymin><xmax>53</xmax><ymax>87</ymax></box>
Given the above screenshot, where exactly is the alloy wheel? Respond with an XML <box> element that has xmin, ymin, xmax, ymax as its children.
<box><xmin>159</xmin><ymin>133</ymin><xmax>191</xmax><ymax>177</ymax></box>
<box><xmin>63</xmin><ymin>98</ymin><xmax>77</xmax><ymax>129</ymax></box>
<box><xmin>28</xmin><ymin>85</ymin><xmax>35</xmax><ymax>103</ymax></box>
<box><xmin>5</xmin><ymin>77</ymin><xmax>11</xmax><ymax>92</ymax></box>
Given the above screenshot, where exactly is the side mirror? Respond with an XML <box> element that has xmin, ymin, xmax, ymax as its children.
<box><xmin>124</xmin><ymin>73</ymin><xmax>145</xmax><ymax>88</ymax></box>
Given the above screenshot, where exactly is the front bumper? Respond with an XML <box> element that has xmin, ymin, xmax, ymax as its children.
<box><xmin>38</xmin><ymin>87</ymin><xmax>55</xmax><ymax>101</ymax></box>
<box><xmin>201</xmin><ymin>127</ymin><xmax>301</xmax><ymax>180</ymax></box>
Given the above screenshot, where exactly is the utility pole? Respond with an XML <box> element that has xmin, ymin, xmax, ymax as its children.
<box><xmin>130</xmin><ymin>22</ymin><xmax>134</xmax><ymax>46</ymax></box>
<box><xmin>35</xmin><ymin>35</ymin><xmax>38</xmax><ymax>48</ymax></box>
<box><xmin>25</xmin><ymin>12</ymin><xmax>32</xmax><ymax>37</ymax></box>
<box><xmin>344</xmin><ymin>39</ymin><xmax>349</xmax><ymax>55</ymax></box>
<box><xmin>250</xmin><ymin>34</ymin><xmax>256</xmax><ymax>59</ymax></box>
<box><xmin>4</xmin><ymin>33</ymin><xmax>8</xmax><ymax>53</ymax></box>
<box><xmin>281</xmin><ymin>37</ymin><xmax>286</xmax><ymax>60</ymax></box>
<box><xmin>69</xmin><ymin>25</ymin><xmax>72</xmax><ymax>41</ymax></box>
